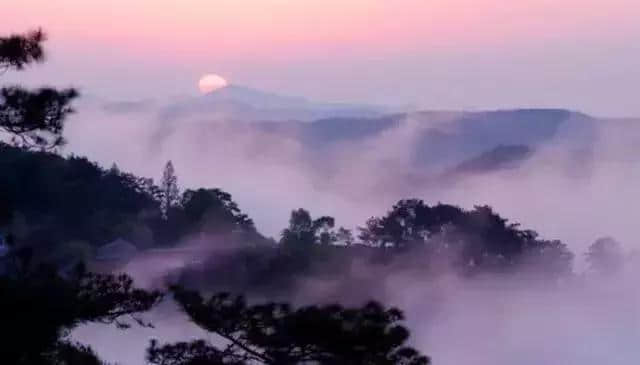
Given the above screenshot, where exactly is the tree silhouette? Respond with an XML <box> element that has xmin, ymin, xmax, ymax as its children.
<box><xmin>280</xmin><ymin>208</ymin><xmax>336</xmax><ymax>247</ymax></box>
<box><xmin>586</xmin><ymin>237</ymin><xmax>624</xmax><ymax>275</ymax></box>
<box><xmin>0</xmin><ymin>29</ymin><xmax>78</xmax><ymax>150</ymax></box>
<box><xmin>47</xmin><ymin>341</ymin><xmax>108</xmax><ymax>365</ymax></box>
<box><xmin>0</xmin><ymin>254</ymin><xmax>162</xmax><ymax>364</ymax></box>
<box><xmin>147</xmin><ymin>286</ymin><xmax>430</xmax><ymax>365</ymax></box>
<box><xmin>0</xmin><ymin>29</ymin><xmax>45</xmax><ymax>71</ymax></box>
<box><xmin>181</xmin><ymin>188</ymin><xmax>257</xmax><ymax>235</ymax></box>
<box><xmin>160</xmin><ymin>160</ymin><xmax>180</xmax><ymax>219</ymax></box>
<box><xmin>336</xmin><ymin>227</ymin><xmax>354</xmax><ymax>246</ymax></box>
<box><xmin>359</xmin><ymin>199</ymin><xmax>573</xmax><ymax>276</ymax></box>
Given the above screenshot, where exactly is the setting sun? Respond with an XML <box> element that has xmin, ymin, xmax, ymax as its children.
<box><xmin>198</xmin><ymin>74</ymin><xmax>228</xmax><ymax>94</ymax></box>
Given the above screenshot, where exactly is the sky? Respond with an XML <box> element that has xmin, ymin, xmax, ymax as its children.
<box><xmin>3</xmin><ymin>0</ymin><xmax>640</xmax><ymax>116</ymax></box>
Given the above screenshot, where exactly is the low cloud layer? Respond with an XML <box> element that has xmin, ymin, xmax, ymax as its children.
<box><xmin>65</xmin><ymin>98</ymin><xmax>640</xmax><ymax>257</ymax></box>
<box><xmin>75</xmin><ymin>252</ymin><xmax>640</xmax><ymax>365</ymax></box>
<box><xmin>66</xmin><ymin>98</ymin><xmax>640</xmax><ymax>364</ymax></box>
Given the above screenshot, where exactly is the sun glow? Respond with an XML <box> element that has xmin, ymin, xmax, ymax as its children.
<box><xmin>198</xmin><ymin>74</ymin><xmax>228</xmax><ymax>94</ymax></box>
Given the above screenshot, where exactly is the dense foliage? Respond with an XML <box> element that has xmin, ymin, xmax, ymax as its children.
<box><xmin>358</xmin><ymin>199</ymin><xmax>573</xmax><ymax>276</ymax></box>
<box><xmin>178</xmin><ymin>202</ymin><xmax>574</xmax><ymax>302</ymax></box>
<box><xmin>0</xmin><ymin>250</ymin><xmax>161</xmax><ymax>364</ymax></box>
<box><xmin>0</xmin><ymin>144</ymin><xmax>264</xmax><ymax>265</ymax></box>
<box><xmin>147</xmin><ymin>287</ymin><xmax>429</xmax><ymax>365</ymax></box>
<box><xmin>0</xmin><ymin>28</ymin><xmax>78</xmax><ymax>149</ymax></box>
<box><xmin>0</xmin><ymin>28</ymin><xmax>46</xmax><ymax>70</ymax></box>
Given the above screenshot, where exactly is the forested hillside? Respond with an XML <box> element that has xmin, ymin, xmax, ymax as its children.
<box><xmin>0</xmin><ymin>143</ymin><xmax>264</xmax><ymax>266</ymax></box>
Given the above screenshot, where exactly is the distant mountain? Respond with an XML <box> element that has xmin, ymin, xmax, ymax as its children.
<box><xmin>152</xmin><ymin>105</ymin><xmax>596</xmax><ymax>177</ymax></box>
<box><xmin>95</xmin><ymin>84</ymin><xmax>600</xmax><ymax>180</ymax></box>
<box><xmin>411</xmin><ymin>109</ymin><xmax>589</xmax><ymax>169</ymax></box>
<box><xmin>203</xmin><ymin>85</ymin><xmax>313</xmax><ymax>110</ymax></box>
<box><xmin>262</xmin><ymin>109</ymin><xmax>596</xmax><ymax>171</ymax></box>
<box><xmin>157</xmin><ymin>85</ymin><xmax>388</xmax><ymax>122</ymax></box>
<box><xmin>448</xmin><ymin>145</ymin><xmax>534</xmax><ymax>175</ymax></box>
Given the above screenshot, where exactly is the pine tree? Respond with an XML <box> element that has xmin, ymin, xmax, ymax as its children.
<box><xmin>147</xmin><ymin>287</ymin><xmax>430</xmax><ymax>365</ymax></box>
<box><xmin>1</xmin><ymin>28</ymin><xmax>78</xmax><ymax>150</ymax></box>
<box><xmin>160</xmin><ymin>160</ymin><xmax>180</xmax><ymax>219</ymax></box>
<box><xmin>109</xmin><ymin>162</ymin><xmax>120</xmax><ymax>175</ymax></box>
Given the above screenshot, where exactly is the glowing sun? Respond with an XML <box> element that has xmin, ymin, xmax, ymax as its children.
<box><xmin>198</xmin><ymin>74</ymin><xmax>228</xmax><ymax>94</ymax></box>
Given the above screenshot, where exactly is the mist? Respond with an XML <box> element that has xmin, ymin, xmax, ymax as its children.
<box><xmin>73</xmin><ymin>235</ymin><xmax>640</xmax><ymax>365</ymax></box>
<box><xmin>61</xmin><ymin>95</ymin><xmax>640</xmax><ymax>364</ymax></box>
<box><xmin>64</xmin><ymin>97</ymin><xmax>640</xmax><ymax>256</ymax></box>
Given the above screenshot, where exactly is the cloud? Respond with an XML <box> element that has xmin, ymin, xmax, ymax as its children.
<box><xmin>64</xmin><ymin>99</ymin><xmax>640</xmax><ymax>364</ymax></box>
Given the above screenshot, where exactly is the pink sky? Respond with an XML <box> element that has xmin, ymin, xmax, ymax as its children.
<box><xmin>3</xmin><ymin>0</ymin><xmax>640</xmax><ymax>115</ymax></box>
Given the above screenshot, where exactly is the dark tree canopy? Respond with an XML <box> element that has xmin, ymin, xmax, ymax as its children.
<box><xmin>46</xmin><ymin>341</ymin><xmax>108</xmax><ymax>365</ymax></box>
<box><xmin>0</xmin><ymin>144</ymin><xmax>265</xmax><ymax>265</ymax></box>
<box><xmin>0</xmin><ymin>145</ymin><xmax>160</xmax><ymax>249</ymax></box>
<box><xmin>281</xmin><ymin>208</ymin><xmax>337</xmax><ymax>247</ymax></box>
<box><xmin>0</xmin><ymin>252</ymin><xmax>162</xmax><ymax>365</ymax></box>
<box><xmin>177</xmin><ymin>201</ymin><xmax>574</xmax><ymax>304</ymax></box>
<box><xmin>0</xmin><ymin>29</ymin><xmax>77</xmax><ymax>149</ymax></box>
<box><xmin>0</xmin><ymin>86</ymin><xmax>78</xmax><ymax>149</ymax></box>
<box><xmin>147</xmin><ymin>287</ymin><xmax>430</xmax><ymax>365</ymax></box>
<box><xmin>181</xmin><ymin>188</ymin><xmax>257</xmax><ymax>235</ymax></box>
<box><xmin>0</xmin><ymin>28</ymin><xmax>46</xmax><ymax>71</ymax></box>
<box><xmin>359</xmin><ymin>199</ymin><xmax>573</xmax><ymax>276</ymax></box>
